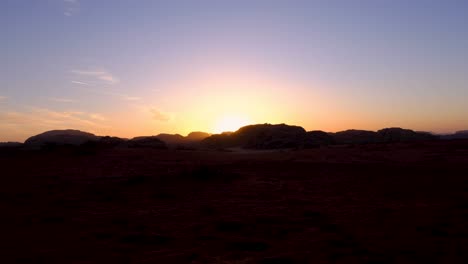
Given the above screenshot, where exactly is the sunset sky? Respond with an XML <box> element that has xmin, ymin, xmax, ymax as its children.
<box><xmin>2</xmin><ymin>0</ymin><xmax>468</xmax><ymax>142</ymax></box>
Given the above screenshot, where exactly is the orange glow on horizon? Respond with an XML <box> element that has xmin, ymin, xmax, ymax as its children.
<box><xmin>213</xmin><ymin>114</ymin><xmax>252</xmax><ymax>133</ymax></box>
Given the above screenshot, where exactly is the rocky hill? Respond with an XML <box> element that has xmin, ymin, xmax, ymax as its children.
<box><xmin>441</xmin><ymin>130</ymin><xmax>468</xmax><ymax>140</ymax></box>
<box><xmin>202</xmin><ymin>124</ymin><xmax>311</xmax><ymax>149</ymax></box>
<box><xmin>126</xmin><ymin>136</ymin><xmax>167</xmax><ymax>149</ymax></box>
<box><xmin>377</xmin><ymin>127</ymin><xmax>437</xmax><ymax>142</ymax></box>
<box><xmin>24</xmin><ymin>130</ymin><xmax>99</xmax><ymax>149</ymax></box>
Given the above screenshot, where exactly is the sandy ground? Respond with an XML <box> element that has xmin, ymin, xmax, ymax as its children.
<box><xmin>1</xmin><ymin>140</ymin><xmax>468</xmax><ymax>263</ymax></box>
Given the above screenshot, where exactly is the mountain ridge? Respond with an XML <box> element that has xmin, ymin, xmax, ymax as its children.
<box><xmin>3</xmin><ymin>125</ymin><xmax>468</xmax><ymax>150</ymax></box>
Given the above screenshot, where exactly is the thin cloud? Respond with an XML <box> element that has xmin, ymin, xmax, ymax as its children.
<box><xmin>90</xmin><ymin>114</ymin><xmax>106</xmax><ymax>121</ymax></box>
<box><xmin>68</xmin><ymin>83</ymin><xmax>142</xmax><ymax>102</ymax></box>
<box><xmin>0</xmin><ymin>107</ymin><xmax>110</xmax><ymax>135</ymax></box>
<box><xmin>121</xmin><ymin>95</ymin><xmax>141</xmax><ymax>101</ymax></box>
<box><xmin>71</xmin><ymin>69</ymin><xmax>119</xmax><ymax>84</ymax></box>
<box><xmin>48</xmin><ymin>97</ymin><xmax>75</xmax><ymax>103</ymax></box>
<box><xmin>71</xmin><ymin>80</ymin><xmax>90</xmax><ymax>86</ymax></box>
<box><xmin>0</xmin><ymin>96</ymin><xmax>7</xmax><ymax>101</ymax></box>
<box><xmin>63</xmin><ymin>0</ymin><xmax>79</xmax><ymax>17</ymax></box>
<box><xmin>150</xmin><ymin>108</ymin><xmax>171</xmax><ymax>122</ymax></box>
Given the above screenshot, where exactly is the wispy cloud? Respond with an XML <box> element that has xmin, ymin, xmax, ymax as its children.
<box><xmin>72</xmin><ymin>69</ymin><xmax>119</xmax><ymax>85</ymax></box>
<box><xmin>48</xmin><ymin>97</ymin><xmax>75</xmax><ymax>103</ymax></box>
<box><xmin>90</xmin><ymin>114</ymin><xmax>106</xmax><ymax>121</ymax></box>
<box><xmin>63</xmin><ymin>0</ymin><xmax>80</xmax><ymax>17</ymax></box>
<box><xmin>121</xmin><ymin>95</ymin><xmax>141</xmax><ymax>101</ymax></box>
<box><xmin>0</xmin><ymin>107</ymin><xmax>110</xmax><ymax>139</ymax></box>
<box><xmin>71</xmin><ymin>80</ymin><xmax>90</xmax><ymax>86</ymax></box>
<box><xmin>150</xmin><ymin>108</ymin><xmax>171</xmax><ymax>122</ymax></box>
<box><xmin>0</xmin><ymin>96</ymin><xmax>7</xmax><ymax>101</ymax></box>
<box><xmin>69</xmin><ymin>83</ymin><xmax>141</xmax><ymax>102</ymax></box>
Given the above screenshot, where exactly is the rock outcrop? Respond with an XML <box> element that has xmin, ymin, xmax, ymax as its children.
<box><xmin>127</xmin><ymin>136</ymin><xmax>167</xmax><ymax>149</ymax></box>
<box><xmin>303</xmin><ymin>131</ymin><xmax>335</xmax><ymax>147</ymax></box>
<box><xmin>155</xmin><ymin>132</ymin><xmax>211</xmax><ymax>147</ymax></box>
<box><xmin>377</xmin><ymin>128</ymin><xmax>437</xmax><ymax>142</ymax></box>
<box><xmin>202</xmin><ymin>124</ymin><xmax>312</xmax><ymax>149</ymax></box>
<box><xmin>331</xmin><ymin>129</ymin><xmax>379</xmax><ymax>144</ymax></box>
<box><xmin>441</xmin><ymin>130</ymin><xmax>468</xmax><ymax>140</ymax></box>
<box><xmin>186</xmin><ymin>132</ymin><xmax>211</xmax><ymax>141</ymax></box>
<box><xmin>24</xmin><ymin>130</ymin><xmax>99</xmax><ymax>149</ymax></box>
<box><xmin>0</xmin><ymin>142</ymin><xmax>23</xmax><ymax>148</ymax></box>
<box><xmin>156</xmin><ymin>134</ymin><xmax>185</xmax><ymax>145</ymax></box>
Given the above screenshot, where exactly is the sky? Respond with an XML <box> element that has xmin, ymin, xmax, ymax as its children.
<box><xmin>1</xmin><ymin>0</ymin><xmax>468</xmax><ymax>142</ymax></box>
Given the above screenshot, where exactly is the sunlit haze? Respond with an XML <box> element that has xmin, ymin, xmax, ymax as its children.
<box><xmin>2</xmin><ymin>1</ymin><xmax>468</xmax><ymax>142</ymax></box>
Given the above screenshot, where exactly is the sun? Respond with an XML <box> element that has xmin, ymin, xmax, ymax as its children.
<box><xmin>213</xmin><ymin>115</ymin><xmax>251</xmax><ymax>134</ymax></box>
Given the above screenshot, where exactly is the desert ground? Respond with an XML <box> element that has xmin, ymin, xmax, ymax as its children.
<box><xmin>1</xmin><ymin>140</ymin><xmax>468</xmax><ymax>263</ymax></box>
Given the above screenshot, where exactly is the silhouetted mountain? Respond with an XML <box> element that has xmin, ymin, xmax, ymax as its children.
<box><xmin>440</xmin><ymin>130</ymin><xmax>468</xmax><ymax>140</ymax></box>
<box><xmin>203</xmin><ymin>124</ymin><xmax>441</xmax><ymax>149</ymax></box>
<box><xmin>202</xmin><ymin>125</ymin><xmax>441</xmax><ymax>149</ymax></box>
<box><xmin>377</xmin><ymin>128</ymin><xmax>437</xmax><ymax>142</ymax></box>
<box><xmin>96</xmin><ymin>136</ymin><xmax>127</xmax><ymax>147</ymax></box>
<box><xmin>186</xmin><ymin>132</ymin><xmax>211</xmax><ymax>141</ymax></box>
<box><xmin>331</xmin><ymin>128</ymin><xmax>437</xmax><ymax>144</ymax></box>
<box><xmin>201</xmin><ymin>133</ymin><xmax>234</xmax><ymax>149</ymax></box>
<box><xmin>127</xmin><ymin>136</ymin><xmax>167</xmax><ymax>149</ymax></box>
<box><xmin>24</xmin><ymin>130</ymin><xmax>99</xmax><ymax>149</ymax></box>
<box><xmin>236</xmin><ymin>124</ymin><xmax>306</xmax><ymax>149</ymax></box>
<box><xmin>156</xmin><ymin>133</ymin><xmax>185</xmax><ymax>145</ymax></box>
<box><xmin>15</xmin><ymin>125</ymin><xmax>445</xmax><ymax>151</ymax></box>
<box><xmin>153</xmin><ymin>132</ymin><xmax>211</xmax><ymax>149</ymax></box>
<box><xmin>202</xmin><ymin>123</ymin><xmax>312</xmax><ymax>149</ymax></box>
<box><xmin>331</xmin><ymin>129</ymin><xmax>379</xmax><ymax>144</ymax></box>
<box><xmin>303</xmin><ymin>131</ymin><xmax>335</xmax><ymax>147</ymax></box>
<box><xmin>0</xmin><ymin>142</ymin><xmax>23</xmax><ymax>148</ymax></box>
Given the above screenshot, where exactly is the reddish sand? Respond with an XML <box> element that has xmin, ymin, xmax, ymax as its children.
<box><xmin>1</xmin><ymin>140</ymin><xmax>468</xmax><ymax>263</ymax></box>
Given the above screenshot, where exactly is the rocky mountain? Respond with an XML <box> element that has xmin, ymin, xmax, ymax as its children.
<box><xmin>377</xmin><ymin>128</ymin><xmax>437</xmax><ymax>142</ymax></box>
<box><xmin>155</xmin><ymin>132</ymin><xmax>211</xmax><ymax>148</ymax></box>
<box><xmin>202</xmin><ymin>124</ymin><xmax>441</xmax><ymax>149</ymax></box>
<box><xmin>24</xmin><ymin>130</ymin><xmax>99</xmax><ymax>149</ymax></box>
<box><xmin>126</xmin><ymin>136</ymin><xmax>167</xmax><ymax>149</ymax></box>
<box><xmin>202</xmin><ymin>124</ymin><xmax>311</xmax><ymax>149</ymax></box>
<box><xmin>16</xmin><ymin>125</ymin><xmax>446</xmax><ymax>151</ymax></box>
<box><xmin>440</xmin><ymin>130</ymin><xmax>468</xmax><ymax>140</ymax></box>
<box><xmin>331</xmin><ymin>129</ymin><xmax>379</xmax><ymax>145</ymax></box>
<box><xmin>330</xmin><ymin>128</ymin><xmax>437</xmax><ymax>144</ymax></box>
<box><xmin>200</xmin><ymin>132</ymin><xmax>234</xmax><ymax>149</ymax></box>
<box><xmin>0</xmin><ymin>142</ymin><xmax>23</xmax><ymax>148</ymax></box>
<box><xmin>186</xmin><ymin>132</ymin><xmax>211</xmax><ymax>141</ymax></box>
<box><xmin>304</xmin><ymin>131</ymin><xmax>335</xmax><ymax>147</ymax></box>
<box><xmin>92</xmin><ymin>136</ymin><xmax>128</xmax><ymax>148</ymax></box>
<box><xmin>155</xmin><ymin>133</ymin><xmax>185</xmax><ymax>145</ymax></box>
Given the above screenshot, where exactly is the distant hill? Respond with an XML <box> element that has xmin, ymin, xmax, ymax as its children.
<box><xmin>331</xmin><ymin>128</ymin><xmax>437</xmax><ymax>144</ymax></box>
<box><xmin>24</xmin><ymin>130</ymin><xmax>99</xmax><ymax>149</ymax></box>
<box><xmin>83</xmin><ymin>136</ymin><xmax>128</xmax><ymax>148</ymax></box>
<box><xmin>304</xmin><ymin>131</ymin><xmax>335</xmax><ymax>147</ymax></box>
<box><xmin>377</xmin><ymin>128</ymin><xmax>437</xmax><ymax>142</ymax></box>
<box><xmin>21</xmin><ymin>129</ymin><xmax>209</xmax><ymax>151</ymax></box>
<box><xmin>331</xmin><ymin>129</ymin><xmax>379</xmax><ymax>144</ymax></box>
<box><xmin>155</xmin><ymin>132</ymin><xmax>211</xmax><ymax>147</ymax></box>
<box><xmin>14</xmin><ymin>125</ymin><xmax>451</xmax><ymax>151</ymax></box>
<box><xmin>0</xmin><ymin>142</ymin><xmax>23</xmax><ymax>148</ymax></box>
<box><xmin>156</xmin><ymin>133</ymin><xmax>185</xmax><ymax>145</ymax></box>
<box><xmin>126</xmin><ymin>136</ymin><xmax>167</xmax><ymax>149</ymax></box>
<box><xmin>440</xmin><ymin>130</ymin><xmax>468</xmax><ymax>140</ymax></box>
<box><xmin>202</xmin><ymin>123</ymin><xmax>313</xmax><ymax>149</ymax></box>
<box><xmin>186</xmin><ymin>132</ymin><xmax>211</xmax><ymax>141</ymax></box>
<box><xmin>201</xmin><ymin>124</ymin><xmax>441</xmax><ymax>149</ymax></box>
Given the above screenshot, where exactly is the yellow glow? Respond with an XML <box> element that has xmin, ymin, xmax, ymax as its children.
<box><xmin>213</xmin><ymin>114</ymin><xmax>251</xmax><ymax>133</ymax></box>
